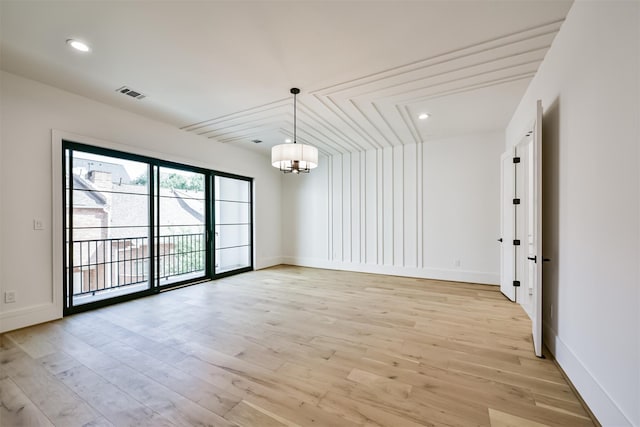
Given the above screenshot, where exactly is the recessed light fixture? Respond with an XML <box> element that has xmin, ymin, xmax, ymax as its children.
<box><xmin>66</xmin><ymin>39</ymin><xmax>90</xmax><ymax>52</ymax></box>
<box><xmin>285</xmin><ymin>138</ymin><xmax>292</xmax><ymax>143</ymax></box>
<box><xmin>418</xmin><ymin>113</ymin><xmax>430</xmax><ymax>120</ymax></box>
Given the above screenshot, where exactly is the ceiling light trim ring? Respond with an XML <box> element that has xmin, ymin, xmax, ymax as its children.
<box><xmin>66</xmin><ymin>39</ymin><xmax>90</xmax><ymax>52</ymax></box>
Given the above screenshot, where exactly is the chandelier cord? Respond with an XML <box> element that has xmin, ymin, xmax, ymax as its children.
<box><xmin>293</xmin><ymin>91</ymin><xmax>297</xmax><ymax>144</ymax></box>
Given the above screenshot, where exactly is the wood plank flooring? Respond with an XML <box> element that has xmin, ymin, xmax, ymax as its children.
<box><xmin>1</xmin><ymin>265</ymin><xmax>594</xmax><ymax>426</ymax></box>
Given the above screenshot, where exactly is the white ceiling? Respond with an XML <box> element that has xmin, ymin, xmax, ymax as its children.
<box><xmin>0</xmin><ymin>0</ymin><xmax>573</xmax><ymax>156</ymax></box>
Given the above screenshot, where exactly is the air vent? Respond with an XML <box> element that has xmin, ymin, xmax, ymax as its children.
<box><xmin>115</xmin><ymin>86</ymin><xmax>146</xmax><ymax>100</ymax></box>
<box><xmin>251</xmin><ymin>139</ymin><xmax>262</xmax><ymax>144</ymax></box>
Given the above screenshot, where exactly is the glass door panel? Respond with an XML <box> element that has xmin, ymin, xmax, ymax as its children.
<box><xmin>214</xmin><ymin>175</ymin><xmax>252</xmax><ymax>275</ymax></box>
<box><xmin>157</xmin><ymin>167</ymin><xmax>207</xmax><ymax>286</ymax></box>
<box><xmin>65</xmin><ymin>149</ymin><xmax>151</xmax><ymax>309</ymax></box>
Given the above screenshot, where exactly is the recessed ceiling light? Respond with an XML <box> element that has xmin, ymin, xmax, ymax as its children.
<box><xmin>418</xmin><ymin>113</ymin><xmax>430</xmax><ymax>120</ymax></box>
<box><xmin>66</xmin><ymin>39</ymin><xmax>90</xmax><ymax>52</ymax></box>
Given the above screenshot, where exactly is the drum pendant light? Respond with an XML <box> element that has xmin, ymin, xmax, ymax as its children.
<box><xmin>271</xmin><ymin>88</ymin><xmax>318</xmax><ymax>174</ymax></box>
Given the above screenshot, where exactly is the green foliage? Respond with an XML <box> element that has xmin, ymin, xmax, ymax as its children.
<box><xmin>131</xmin><ymin>174</ymin><xmax>148</xmax><ymax>185</ymax></box>
<box><xmin>162</xmin><ymin>232</ymin><xmax>205</xmax><ymax>277</ymax></box>
<box><xmin>131</xmin><ymin>172</ymin><xmax>204</xmax><ymax>192</ymax></box>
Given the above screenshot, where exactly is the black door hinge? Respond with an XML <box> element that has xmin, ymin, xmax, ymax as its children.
<box><xmin>513</xmin><ymin>157</ymin><xmax>521</xmax><ymax>164</ymax></box>
<box><xmin>513</xmin><ymin>198</ymin><xmax>520</xmax><ymax>205</ymax></box>
<box><xmin>513</xmin><ymin>280</ymin><xmax>521</xmax><ymax>287</ymax></box>
<box><xmin>513</xmin><ymin>239</ymin><xmax>520</xmax><ymax>245</ymax></box>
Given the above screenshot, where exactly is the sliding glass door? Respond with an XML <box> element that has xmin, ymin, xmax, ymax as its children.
<box><xmin>65</xmin><ymin>148</ymin><xmax>153</xmax><ymax>309</ymax></box>
<box><xmin>63</xmin><ymin>142</ymin><xmax>253</xmax><ymax>314</ymax></box>
<box><xmin>214</xmin><ymin>174</ymin><xmax>253</xmax><ymax>276</ymax></box>
<box><xmin>157</xmin><ymin>166</ymin><xmax>207</xmax><ymax>287</ymax></box>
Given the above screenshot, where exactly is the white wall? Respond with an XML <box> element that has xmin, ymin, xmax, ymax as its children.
<box><xmin>283</xmin><ymin>131</ymin><xmax>504</xmax><ymax>285</ymax></box>
<box><xmin>506</xmin><ymin>1</ymin><xmax>639</xmax><ymax>425</ymax></box>
<box><xmin>0</xmin><ymin>71</ymin><xmax>283</xmax><ymax>333</ymax></box>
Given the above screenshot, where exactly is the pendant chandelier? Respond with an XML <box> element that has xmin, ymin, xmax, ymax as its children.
<box><xmin>271</xmin><ymin>88</ymin><xmax>318</xmax><ymax>174</ymax></box>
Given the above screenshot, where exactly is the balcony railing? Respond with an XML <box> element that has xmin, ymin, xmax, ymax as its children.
<box><xmin>70</xmin><ymin>233</ymin><xmax>206</xmax><ymax>296</ymax></box>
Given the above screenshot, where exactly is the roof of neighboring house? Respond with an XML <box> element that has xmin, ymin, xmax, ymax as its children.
<box><xmin>173</xmin><ymin>189</ymin><xmax>205</xmax><ymax>223</ymax></box>
<box><xmin>72</xmin><ymin>173</ymin><xmax>205</xmax><ymax>238</ymax></box>
<box><xmin>110</xmin><ymin>185</ymin><xmax>204</xmax><ymax>228</ymax></box>
<box><xmin>72</xmin><ymin>175</ymin><xmax>107</xmax><ymax>207</ymax></box>
<box><xmin>73</xmin><ymin>157</ymin><xmax>132</xmax><ymax>184</ymax></box>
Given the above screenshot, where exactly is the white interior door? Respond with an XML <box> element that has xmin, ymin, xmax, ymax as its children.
<box><xmin>505</xmin><ymin>100</ymin><xmax>543</xmax><ymax>357</ymax></box>
<box><xmin>499</xmin><ymin>149</ymin><xmax>515</xmax><ymax>301</ymax></box>
<box><xmin>529</xmin><ymin>100</ymin><xmax>543</xmax><ymax>357</ymax></box>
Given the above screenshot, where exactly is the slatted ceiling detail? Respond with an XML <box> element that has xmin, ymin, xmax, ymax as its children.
<box><xmin>181</xmin><ymin>98</ymin><xmax>290</xmax><ymax>132</ymax></box>
<box><xmin>398</xmin><ymin>104</ymin><xmax>422</xmax><ymax>146</ymax></box>
<box><xmin>297</xmin><ymin>103</ymin><xmax>364</xmax><ymax>153</ymax></box>
<box><xmin>198</xmin><ymin>112</ymin><xmax>287</xmax><ymax>138</ymax></box>
<box><xmin>314</xmin><ymin>20</ymin><xmax>562</xmax><ymax>97</ymax></box>
<box><xmin>294</xmin><ymin>115</ymin><xmax>348</xmax><ymax>156</ymax></box>
<box><xmin>209</xmin><ymin>124</ymin><xmax>281</xmax><ymax>143</ymax></box>
<box><xmin>305</xmin><ymin>97</ymin><xmax>376</xmax><ymax>152</ymax></box>
<box><xmin>180</xmin><ymin>20</ymin><xmax>563</xmax><ymax>154</ymax></box>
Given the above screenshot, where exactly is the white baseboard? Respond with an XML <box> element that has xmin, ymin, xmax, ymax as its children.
<box><xmin>254</xmin><ymin>256</ymin><xmax>284</xmax><ymax>270</ymax></box>
<box><xmin>280</xmin><ymin>256</ymin><xmax>499</xmax><ymax>285</ymax></box>
<box><xmin>544</xmin><ymin>324</ymin><xmax>633</xmax><ymax>426</ymax></box>
<box><xmin>0</xmin><ymin>302</ymin><xmax>62</xmax><ymax>333</ymax></box>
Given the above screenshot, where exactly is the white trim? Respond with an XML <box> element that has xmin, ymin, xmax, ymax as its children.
<box><xmin>2</xmin><ymin>131</ymin><xmax>67</xmax><ymax>333</ymax></box>
<box><xmin>52</xmin><ymin>129</ymin><xmax>258</xmax><ymax>177</ymax></box>
<box><xmin>0</xmin><ymin>302</ymin><xmax>61</xmax><ymax>333</ymax></box>
<box><xmin>544</xmin><ymin>323</ymin><xmax>634</xmax><ymax>426</ymax></box>
<box><xmin>281</xmin><ymin>256</ymin><xmax>499</xmax><ymax>285</ymax></box>
<box><xmin>254</xmin><ymin>257</ymin><xmax>283</xmax><ymax>270</ymax></box>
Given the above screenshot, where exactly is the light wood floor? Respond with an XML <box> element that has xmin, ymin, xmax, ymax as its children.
<box><xmin>1</xmin><ymin>265</ymin><xmax>594</xmax><ymax>427</ymax></box>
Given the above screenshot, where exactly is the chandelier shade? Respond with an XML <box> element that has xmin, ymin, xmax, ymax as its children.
<box><xmin>271</xmin><ymin>88</ymin><xmax>319</xmax><ymax>174</ymax></box>
<box><xmin>271</xmin><ymin>143</ymin><xmax>318</xmax><ymax>173</ymax></box>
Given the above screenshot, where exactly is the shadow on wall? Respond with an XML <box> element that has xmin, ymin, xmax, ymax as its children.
<box><xmin>542</xmin><ymin>96</ymin><xmax>560</xmax><ymax>339</ymax></box>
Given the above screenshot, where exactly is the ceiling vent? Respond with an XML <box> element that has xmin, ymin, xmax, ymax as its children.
<box><xmin>115</xmin><ymin>86</ymin><xmax>146</xmax><ymax>100</ymax></box>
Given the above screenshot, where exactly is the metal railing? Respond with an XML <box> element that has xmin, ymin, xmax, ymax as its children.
<box><xmin>70</xmin><ymin>233</ymin><xmax>205</xmax><ymax>296</ymax></box>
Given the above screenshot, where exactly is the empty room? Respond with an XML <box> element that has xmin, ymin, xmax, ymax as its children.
<box><xmin>0</xmin><ymin>1</ymin><xmax>638</xmax><ymax>426</ymax></box>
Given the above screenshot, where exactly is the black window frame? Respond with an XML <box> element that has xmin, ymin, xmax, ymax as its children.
<box><xmin>62</xmin><ymin>140</ymin><xmax>254</xmax><ymax>315</ymax></box>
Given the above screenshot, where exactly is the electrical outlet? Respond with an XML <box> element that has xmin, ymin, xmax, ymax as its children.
<box><xmin>454</xmin><ymin>259</ymin><xmax>461</xmax><ymax>268</ymax></box>
<box><xmin>33</xmin><ymin>219</ymin><xmax>44</xmax><ymax>230</ymax></box>
<box><xmin>4</xmin><ymin>291</ymin><xmax>16</xmax><ymax>304</ymax></box>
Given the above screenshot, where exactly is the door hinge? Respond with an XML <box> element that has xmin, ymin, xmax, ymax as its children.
<box><xmin>513</xmin><ymin>280</ymin><xmax>521</xmax><ymax>287</ymax></box>
<box><xmin>513</xmin><ymin>198</ymin><xmax>520</xmax><ymax>205</ymax></box>
<box><xmin>513</xmin><ymin>157</ymin><xmax>521</xmax><ymax>164</ymax></box>
<box><xmin>513</xmin><ymin>239</ymin><xmax>521</xmax><ymax>245</ymax></box>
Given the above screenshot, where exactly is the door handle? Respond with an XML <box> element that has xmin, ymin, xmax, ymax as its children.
<box><xmin>543</xmin><ymin>258</ymin><xmax>551</xmax><ymax>262</ymax></box>
<box><xmin>527</xmin><ymin>256</ymin><xmax>537</xmax><ymax>263</ymax></box>
<box><xmin>497</xmin><ymin>238</ymin><xmax>503</xmax><ymax>242</ymax></box>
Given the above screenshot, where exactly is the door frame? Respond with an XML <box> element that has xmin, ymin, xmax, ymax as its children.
<box><xmin>499</xmin><ymin>148</ymin><xmax>516</xmax><ymax>302</ymax></box>
<box><xmin>211</xmin><ymin>170</ymin><xmax>254</xmax><ymax>280</ymax></box>
<box><xmin>58</xmin><ymin>137</ymin><xmax>254</xmax><ymax>315</ymax></box>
